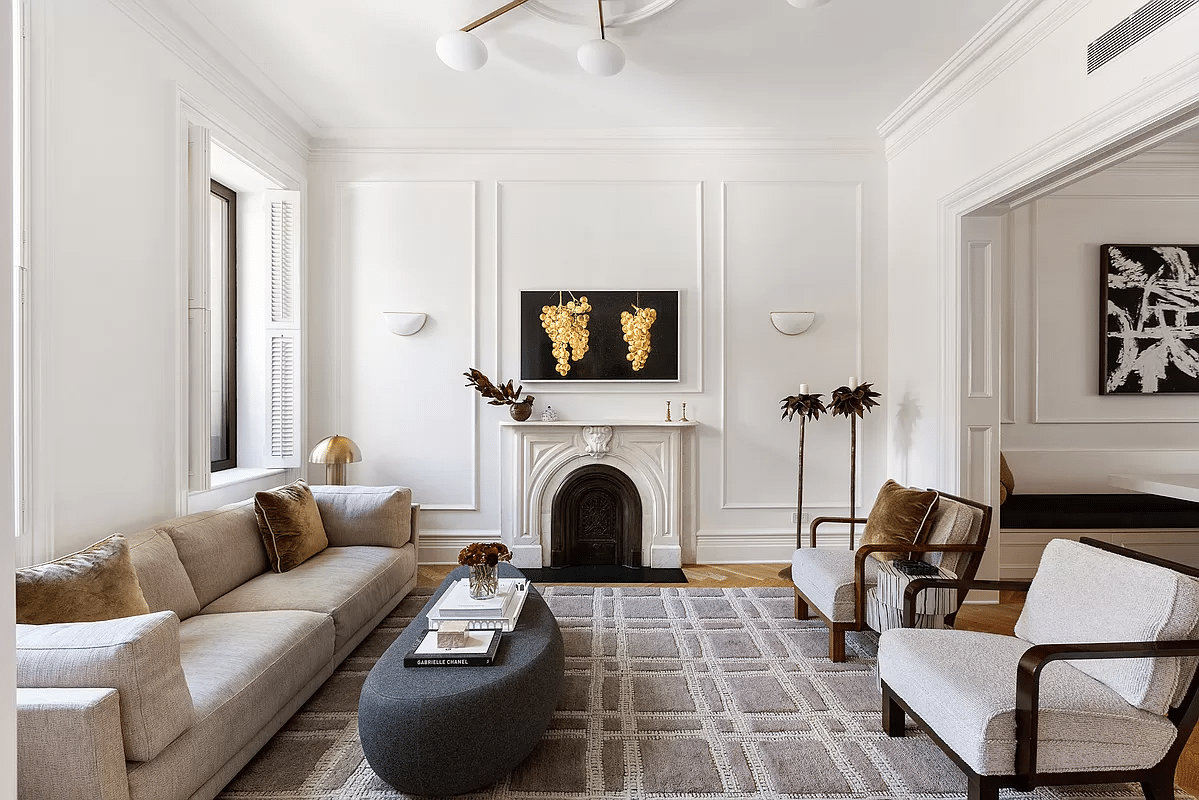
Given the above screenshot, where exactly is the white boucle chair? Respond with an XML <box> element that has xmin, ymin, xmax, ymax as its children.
<box><xmin>879</xmin><ymin>537</ymin><xmax>1199</xmax><ymax>800</ymax></box>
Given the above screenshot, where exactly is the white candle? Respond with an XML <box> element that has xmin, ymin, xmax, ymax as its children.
<box><xmin>798</xmin><ymin>383</ymin><xmax>809</xmax><ymax>395</ymax></box>
<box><xmin>849</xmin><ymin>376</ymin><xmax>858</xmax><ymax>388</ymax></box>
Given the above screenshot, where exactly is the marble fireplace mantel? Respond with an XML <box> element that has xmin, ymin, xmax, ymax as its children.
<box><xmin>500</xmin><ymin>420</ymin><xmax>697</xmax><ymax>569</ymax></box>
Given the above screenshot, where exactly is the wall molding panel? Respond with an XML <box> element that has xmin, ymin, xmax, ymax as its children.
<box><xmin>966</xmin><ymin>241</ymin><xmax>994</xmax><ymax>399</ymax></box>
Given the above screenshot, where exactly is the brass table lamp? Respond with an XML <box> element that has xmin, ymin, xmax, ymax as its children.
<box><xmin>309</xmin><ymin>435</ymin><xmax>362</xmax><ymax>485</ymax></box>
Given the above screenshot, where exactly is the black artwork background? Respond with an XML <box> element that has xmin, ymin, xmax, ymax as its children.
<box><xmin>1101</xmin><ymin>244</ymin><xmax>1199</xmax><ymax>395</ymax></box>
<box><xmin>520</xmin><ymin>290</ymin><xmax>679</xmax><ymax>381</ymax></box>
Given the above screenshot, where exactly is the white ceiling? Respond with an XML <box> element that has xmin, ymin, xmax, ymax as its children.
<box><xmin>172</xmin><ymin>0</ymin><xmax>1009</xmax><ymax>136</ymax></box>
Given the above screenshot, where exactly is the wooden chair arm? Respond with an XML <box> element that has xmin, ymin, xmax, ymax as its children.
<box><xmin>850</xmin><ymin>543</ymin><xmax>993</xmax><ymax>625</ymax></box>
<box><xmin>809</xmin><ymin>516</ymin><xmax>869</xmax><ymax>548</ymax></box>
<box><xmin>1014</xmin><ymin>639</ymin><xmax>1199</xmax><ymax>784</ymax></box>
<box><xmin>901</xmin><ymin>577</ymin><xmax>1033</xmax><ymax>627</ymax></box>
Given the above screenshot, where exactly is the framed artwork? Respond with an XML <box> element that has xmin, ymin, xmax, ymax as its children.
<box><xmin>520</xmin><ymin>290</ymin><xmax>680</xmax><ymax>381</ymax></box>
<box><xmin>1100</xmin><ymin>243</ymin><xmax>1199</xmax><ymax>395</ymax></box>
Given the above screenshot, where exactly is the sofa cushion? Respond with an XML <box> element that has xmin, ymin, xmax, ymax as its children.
<box><xmin>160</xmin><ymin>501</ymin><xmax>269</xmax><ymax>608</ymax></box>
<box><xmin>1014</xmin><ymin>538</ymin><xmax>1199</xmax><ymax>716</ymax></box>
<box><xmin>199</xmin><ymin>545</ymin><xmax>411</xmax><ymax>653</ymax></box>
<box><xmin>16</xmin><ymin>611</ymin><xmax>195</xmax><ymax>762</ymax></box>
<box><xmin>792</xmin><ymin>547</ymin><xmax>880</xmax><ymax>623</ymax></box>
<box><xmin>126</xmin><ymin>610</ymin><xmax>335</xmax><ymax>800</ymax></box>
<box><xmin>879</xmin><ymin>628</ymin><xmax>1177</xmax><ymax>776</ymax></box>
<box><xmin>311</xmin><ymin>484</ymin><xmax>413</xmax><ymax>548</ymax></box>
<box><xmin>16</xmin><ymin>534</ymin><xmax>151</xmax><ymax>624</ymax></box>
<box><xmin>124</xmin><ymin>529</ymin><xmax>201</xmax><ymax>621</ymax></box>
<box><xmin>255</xmin><ymin>480</ymin><xmax>329</xmax><ymax>573</ymax></box>
<box><xmin>861</xmin><ymin>481</ymin><xmax>938</xmax><ymax>562</ymax></box>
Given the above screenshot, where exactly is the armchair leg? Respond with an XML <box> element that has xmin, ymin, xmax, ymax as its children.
<box><xmin>1140</xmin><ymin>771</ymin><xmax>1177</xmax><ymax>800</ymax></box>
<box><xmin>881</xmin><ymin>683</ymin><xmax>904</xmax><ymax>737</ymax></box>
<box><xmin>794</xmin><ymin>589</ymin><xmax>810</xmax><ymax>620</ymax></box>
<box><xmin>968</xmin><ymin>774</ymin><xmax>1000</xmax><ymax>800</ymax></box>
<box><xmin>828</xmin><ymin>625</ymin><xmax>846</xmax><ymax>662</ymax></box>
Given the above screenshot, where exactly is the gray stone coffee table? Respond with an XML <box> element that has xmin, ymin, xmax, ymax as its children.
<box><xmin>358</xmin><ymin>563</ymin><xmax>564</xmax><ymax>796</ymax></box>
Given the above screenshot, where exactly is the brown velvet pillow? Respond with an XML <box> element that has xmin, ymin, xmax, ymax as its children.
<box><xmin>861</xmin><ymin>480</ymin><xmax>939</xmax><ymax>562</ymax></box>
<box><xmin>16</xmin><ymin>534</ymin><xmax>151</xmax><ymax>624</ymax></box>
<box><xmin>255</xmin><ymin>480</ymin><xmax>329</xmax><ymax>573</ymax></box>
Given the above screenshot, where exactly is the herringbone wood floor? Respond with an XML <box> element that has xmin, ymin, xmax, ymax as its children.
<box><xmin>418</xmin><ymin>562</ymin><xmax>1199</xmax><ymax>795</ymax></box>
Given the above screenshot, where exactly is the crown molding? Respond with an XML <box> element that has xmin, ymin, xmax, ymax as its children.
<box><xmin>107</xmin><ymin>0</ymin><xmax>313</xmax><ymax>159</ymax></box>
<box><xmin>309</xmin><ymin>128</ymin><xmax>883</xmax><ymax>158</ymax></box>
<box><xmin>877</xmin><ymin>0</ymin><xmax>1091</xmax><ymax>161</ymax></box>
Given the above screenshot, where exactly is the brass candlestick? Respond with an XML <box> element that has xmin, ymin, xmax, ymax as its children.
<box><xmin>664</xmin><ymin>401</ymin><xmax>672</xmax><ymax>422</ymax></box>
<box><xmin>680</xmin><ymin>402</ymin><xmax>688</xmax><ymax>422</ymax></box>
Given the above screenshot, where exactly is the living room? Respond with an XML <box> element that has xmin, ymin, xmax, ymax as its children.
<box><xmin>5</xmin><ymin>0</ymin><xmax>1199</xmax><ymax>797</ymax></box>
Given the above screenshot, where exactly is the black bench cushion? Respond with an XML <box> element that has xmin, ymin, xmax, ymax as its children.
<box><xmin>1001</xmin><ymin>494</ymin><xmax>1199</xmax><ymax>529</ymax></box>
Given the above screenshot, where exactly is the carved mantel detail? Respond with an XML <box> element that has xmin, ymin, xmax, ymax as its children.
<box><xmin>582</xmin><ymin>426</ymin><xmax>613</xmax><ymax>458</ymax></box>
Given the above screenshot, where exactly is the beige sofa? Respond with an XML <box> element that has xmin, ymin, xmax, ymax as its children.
<box><xmin>16</xmin><ymin>484</ymin><xmax>419</xmax><ymax>800</ymax></box>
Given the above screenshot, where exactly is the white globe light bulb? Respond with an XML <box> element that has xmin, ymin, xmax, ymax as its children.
<box><xmin>786</xmin><ymin>0</ymin><xmax>833</xmax><ymax>7</ymax></box>
<box><xmin>577</xmin><ymin>38</ymin><xmax>625</xmax><ymax>76</ymax></box>
<box><xmin>436</xmin><ymin>31</ymin><xmax>488</xmax><ymax>72</ymax></box>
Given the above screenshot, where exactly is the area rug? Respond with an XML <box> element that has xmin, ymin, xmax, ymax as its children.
<box><xmin>216</xmin><ymin>587</ymin><xmax>1182</xmax><ymax>799</ymax></box>
<box><xmin>519</xmin><ymin>565</ymin><xmax>688</xmax><ymax>583</ymax></box>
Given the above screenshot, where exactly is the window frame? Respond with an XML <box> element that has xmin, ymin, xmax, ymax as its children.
<box><xmin>209</xmin><ymin>178</ymin><xmax>237</xmax><ymax>473</ymax></box>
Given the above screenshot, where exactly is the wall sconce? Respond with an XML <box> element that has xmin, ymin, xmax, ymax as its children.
<box><xmin>309</xmin><ymin>435</ymin><xmax>362</xmax><ymax>485</ymax></box>
<box><xmin>770</xmin><ymin>312</ymin><xmax>815</xmax><ymax>335</ymax></box>
<box><xmin>383</xmin><ymin>312</ymin><xmax>427</xmax><ymax>336</ymax></box>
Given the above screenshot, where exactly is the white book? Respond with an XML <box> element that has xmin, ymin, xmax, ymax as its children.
<box><xmin>426</xmin><ymin>579</ymin><xmax>530</xmax><ymax>631</ymax></box>
<box><xmin>435</xmin><ymin>578</ymin><xmax>524</xmax><ymax>617</ymax></box>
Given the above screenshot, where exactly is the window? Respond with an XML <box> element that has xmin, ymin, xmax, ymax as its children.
<box><xmin>209</xmin><ymin>179</ymin><xmax>236</xmax><ymax>471</ymax></box>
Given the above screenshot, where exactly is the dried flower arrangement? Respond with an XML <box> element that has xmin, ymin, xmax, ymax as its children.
<box><xmin>464</xmin><ymin>368</ymin><xmax>534</xmax><ymax>410</ymax></box>
<box><xmin>458</xmin><ymin>541</ymin><xmax>512</xmax><ymax>567</ymax></box>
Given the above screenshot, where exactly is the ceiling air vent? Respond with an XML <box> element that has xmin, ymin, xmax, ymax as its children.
<box><xmin>1088</xmin><ymin>0</ymin><xmax>1198</xmax><ymax>73</ymax></box>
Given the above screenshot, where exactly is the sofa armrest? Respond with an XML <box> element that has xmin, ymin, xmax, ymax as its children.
<box><xmin>18</xmin><ymin>687</ymin><xmax>131</xmax><ymax>800</ymax></box>
<box><xmin>310</xmin><ymin>485</ymin><xmax>414</xmax><ymax>548</ymax></box>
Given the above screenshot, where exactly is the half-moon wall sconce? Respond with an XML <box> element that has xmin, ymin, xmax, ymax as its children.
<box><xmin>770</xmin><ymin>312</ymin><xmax>815</xmax><ymax>335</ymax></box>
<box><xmin>383</xmin><ymin>312</ymin><xmax>428</xmax><ymax>336</ymax></box>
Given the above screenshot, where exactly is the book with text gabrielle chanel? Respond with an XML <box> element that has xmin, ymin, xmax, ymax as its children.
<box><xmin>403</xmin><ymin>629</ymin><xmax>501</xmax><ymax>667</ymax></box>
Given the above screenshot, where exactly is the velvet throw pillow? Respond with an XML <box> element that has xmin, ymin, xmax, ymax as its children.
<box><xmin>255</xmin><ymin>480</ymin><xmax>329</xmax><ymax>573</ymax></box>
<box><xmin>16</xmin><ymin>534</ymin><xmax>152</xmax><ymax>624</ymax></box>
<box><xmin>861</xmin><ymin>480</ymin><xmax>939</xmax><ymax>562</ymax></box>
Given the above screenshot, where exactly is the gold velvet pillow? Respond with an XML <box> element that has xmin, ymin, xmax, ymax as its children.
<box><xmin>861</xmin><ymin>480</ymin><xmax>939</xmax><ymax>562</ymax></box>
<box><xmin>255</xmin><ymin>480</ymin><xmax>329</xmax><ymax>573</ymax></box>
<box><xmin>16</xmin><ymin>534</ymin><xmax>151</xmax><ymax>624</ymax></box>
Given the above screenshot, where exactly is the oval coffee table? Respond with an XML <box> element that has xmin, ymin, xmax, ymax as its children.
<box><xmin>358</xmin><ymin>563</ymin><xmax>564</xmax><ymax>796</ymax></box>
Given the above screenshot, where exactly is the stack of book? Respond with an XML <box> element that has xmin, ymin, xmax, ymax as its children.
<box><xmin>404</xmin><ymin>578</ymin><xmax>531</xmax><ymax>668</ymax></box>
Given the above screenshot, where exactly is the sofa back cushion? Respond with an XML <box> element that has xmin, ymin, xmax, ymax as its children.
<box><xmin>310</xmin><ymin>485</ymin><xmax>413</xmax><ymax>548</ymax></box>
<box><xmin>16</xmin><ymin>610</ymin><xmax>195</xmax><ymax>762</ymax></box>
<box><xmin>159</xmin><ymin>501</ymin><xmax>269</xmax><ymax>608</ymax></box>
<box><xmin>124</xmin><ymin>529</ymin><xmax>202</xmax><ymax>620</ymax></box>
<box><xmin>1014</xmin><ymin>538</ymin><xmax>1199</xmax><ymax>715</ymax></box>
<box><xmin>254</xmin><ymin>480</ymin><xmax>329</xmax><ymax>573</ymax></box>
<box><xmin>16</xmin><ymin>535</ymin><xmax>151</xmax><ymax>624</ymax></box>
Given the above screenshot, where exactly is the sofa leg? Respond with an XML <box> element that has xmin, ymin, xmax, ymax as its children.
<box><xmin>828</xmin><ymin>626</ymin><xmax>846</xmax><ymax>662</ymax></box>
<box><xmin>968</xmin><ymin>774</ymin><xmax>999</xmax><ymax>800</ymax></box>
<box><xmin>881</xmin><ymin>683</ymin><xmax>905</xmax><ymax>737</ymax></box>
<box><xmin>794</xmin><ymin>590</ymin><xmax>810</xmax><ymax>620</ymax></box>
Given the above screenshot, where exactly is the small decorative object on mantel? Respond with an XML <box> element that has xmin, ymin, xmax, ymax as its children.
<box><xmin>780</xmin><ymin>384</ymin><xmax>827</xmax><ymax>558</ymax></box>
<box><xmin>458</xmin><ymin>541</ymin><xmax>512</xmax><ymax>600</ymax></box>
<box><xmin>664</xmin><ymin>400</ymin><xmax>672</xmax><ymax>422</ymax></box>
<box><xmin>829</xmin><ymin>378</ymin><xmax>882</xmax><ymax>543</ymax></box>
<box><xmin>541</xmin><ymin>405</ymin><xmax>558</xmax><ymax>422</ymax></box>
<box><xmin>679</xmin><ymin>402</ymin><xmax>688</xmax><ymax>422</ymax></box>
<box><xmin>463</xmin><ymin>368</ymin><xmax>535</xmax><ymax>421</ymax></box>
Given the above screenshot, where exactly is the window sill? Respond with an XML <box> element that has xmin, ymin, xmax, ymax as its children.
<box><xmin>207</xmin><ymin>466</ymin><xmax>288</xmax><ymax>491</ymax></box>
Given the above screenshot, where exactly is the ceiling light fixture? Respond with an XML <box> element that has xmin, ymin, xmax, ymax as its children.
<box><xmin>577</xmin><ymin>0</ymin><xmax>625</xmax><ymax>77</ymax></box>
<box><xmin>436</xmin><ymin>0</ymin><xmax>533</xmax><ymax>72</ymax></box>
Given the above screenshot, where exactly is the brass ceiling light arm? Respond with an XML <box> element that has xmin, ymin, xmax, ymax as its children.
<box><xmin>597</xmin><ymin>0</ymin><xmax>607</xmax><ymax>40</ymax></box>
<box><xmin>461</xmin><ymin>0</ymin><xmax>533</xmax><ymax>33</ymax></box>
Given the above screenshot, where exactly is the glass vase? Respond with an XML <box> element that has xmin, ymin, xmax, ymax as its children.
<box><xmin>468</xmin><ymin>562</ymin><xmax>499</xmax><ymax>599</ymax></box>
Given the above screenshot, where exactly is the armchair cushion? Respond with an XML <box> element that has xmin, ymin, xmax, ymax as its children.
<box><xmin>920</xmin><ymin>496</ymin><xmax>985</xmax><ymax>578</ymax></box>
<box><xmin>861</xmin><ymin>481</ymin><xmax>938</xmax><ymax>562</ymax></box>
<box><xmin>1013</xmin><ymin>538</ymin><xmax>1199</xmax><ymax>715</ymax></box>
<box><xmin>879</xmin><ymin>628</ymin><xmax>1177</xmax><ymax>776</ymax></box>
<box><xmin>16</xmin><ymin>534</ymin><xmax>151</xmax><ymax>624</ymax></box>
<box><xmin>792</xmin><ymin>547</ymin><xmax>881</xmax><ymax>623</ymax></box>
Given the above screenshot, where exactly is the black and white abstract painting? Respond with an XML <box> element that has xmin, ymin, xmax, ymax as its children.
<box><xmin>1101</xmin><ymin>244</ymin><xmax>1199</xmax><ymax>395</ymax></box>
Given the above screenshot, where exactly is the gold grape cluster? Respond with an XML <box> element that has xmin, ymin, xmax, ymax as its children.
<box><xmin>620</xmin><ymin>305</ymin><xmax>657</xmax><ymax>371</ymax></box>
<box><xmin>540</xmin><ymin>296</ymin><xmax>592</xmax><ymax>376</ymax></box>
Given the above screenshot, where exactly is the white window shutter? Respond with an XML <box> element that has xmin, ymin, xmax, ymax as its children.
<box><xmin>186</xmin><ymin>124</ymin><xmax>211</xmax><ymax>492</ymax></box>
<box><xmin>263</xmin><ymin>190</ymin><xmax>302</xmax><ymax>467</ymax></box>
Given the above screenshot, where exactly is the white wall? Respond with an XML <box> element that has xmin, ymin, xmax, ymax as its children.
<box><xmin>307</xmin><ymin>139</ymin><xmax>889</xmax><ymax>563</ymax></box>
<box><xmin>1002</xmin><ymin>157</ymin><xmax>1199</xmax><ymax>492</ymax></box>
<box><xmin>27</xmin><ymin>0</ymin><xmax>308</xmax><ymax>558</ymax></box>
<box><xmin>883</xmin><ymin>0</ymin><xmax>1199</xmax><ymax>498</ymax></box>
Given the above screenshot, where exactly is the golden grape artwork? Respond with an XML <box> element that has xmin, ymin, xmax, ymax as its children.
<box><xmin>540</xmin><ymin>295</ymin><xmax>592</xmax><ymax>376</ymax></box>
<box><xmin>620</xmin><ymin>305</ymin><xmax>656</xmax><ymax>371</ymax></box>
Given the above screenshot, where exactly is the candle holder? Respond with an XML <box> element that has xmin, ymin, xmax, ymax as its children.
<box><xmin>780</xmin><ymin>388</ymin><xmax>827</xmax><ymax>555</ymax></box>
<box><xmin>665</xmin><ymin>401</ymin><xmax>672</xmax><ymax>422</ymax></box>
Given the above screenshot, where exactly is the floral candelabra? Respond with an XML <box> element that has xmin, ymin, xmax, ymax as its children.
<box><xmin>458</xmin><ymin>541</ymin><xmax>512</xmax><ymax>600</ymax></box>
<box><xmin>779</xmin><ymin>384</ymin><xmax>827</xmax><ymax>552</ymax></box>
<box><xmin>828</xmin><ymin>378</ymin><xmax>882</xmax><ymax>544</ymax></box>
<box><xmin>463</xmin><ymin>368</ymin><xmax>535</xmax><ymax>421</ymax></box>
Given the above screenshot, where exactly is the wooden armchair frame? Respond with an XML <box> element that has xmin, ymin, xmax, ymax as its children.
<box><xmin>882</xmin><ymin>537</ymin><xmax>1199</xmax><ymax>800</ymax></box>
<box><xmin>793</xmin><ymin>491</ymin><xmax>993</xmax><ymax>662</ymax></box>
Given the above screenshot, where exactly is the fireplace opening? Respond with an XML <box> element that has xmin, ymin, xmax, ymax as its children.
<box><xmin>550</xmin><ymin>464</ymin><xmax>642</xmax><ymax>568</ymax></box>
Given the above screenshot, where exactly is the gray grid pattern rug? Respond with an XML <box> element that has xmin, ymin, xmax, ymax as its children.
<box><xmin>216</xmin><ymin>586</ymin><xmax>1182</xmax><ymax>799</ymax></box>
